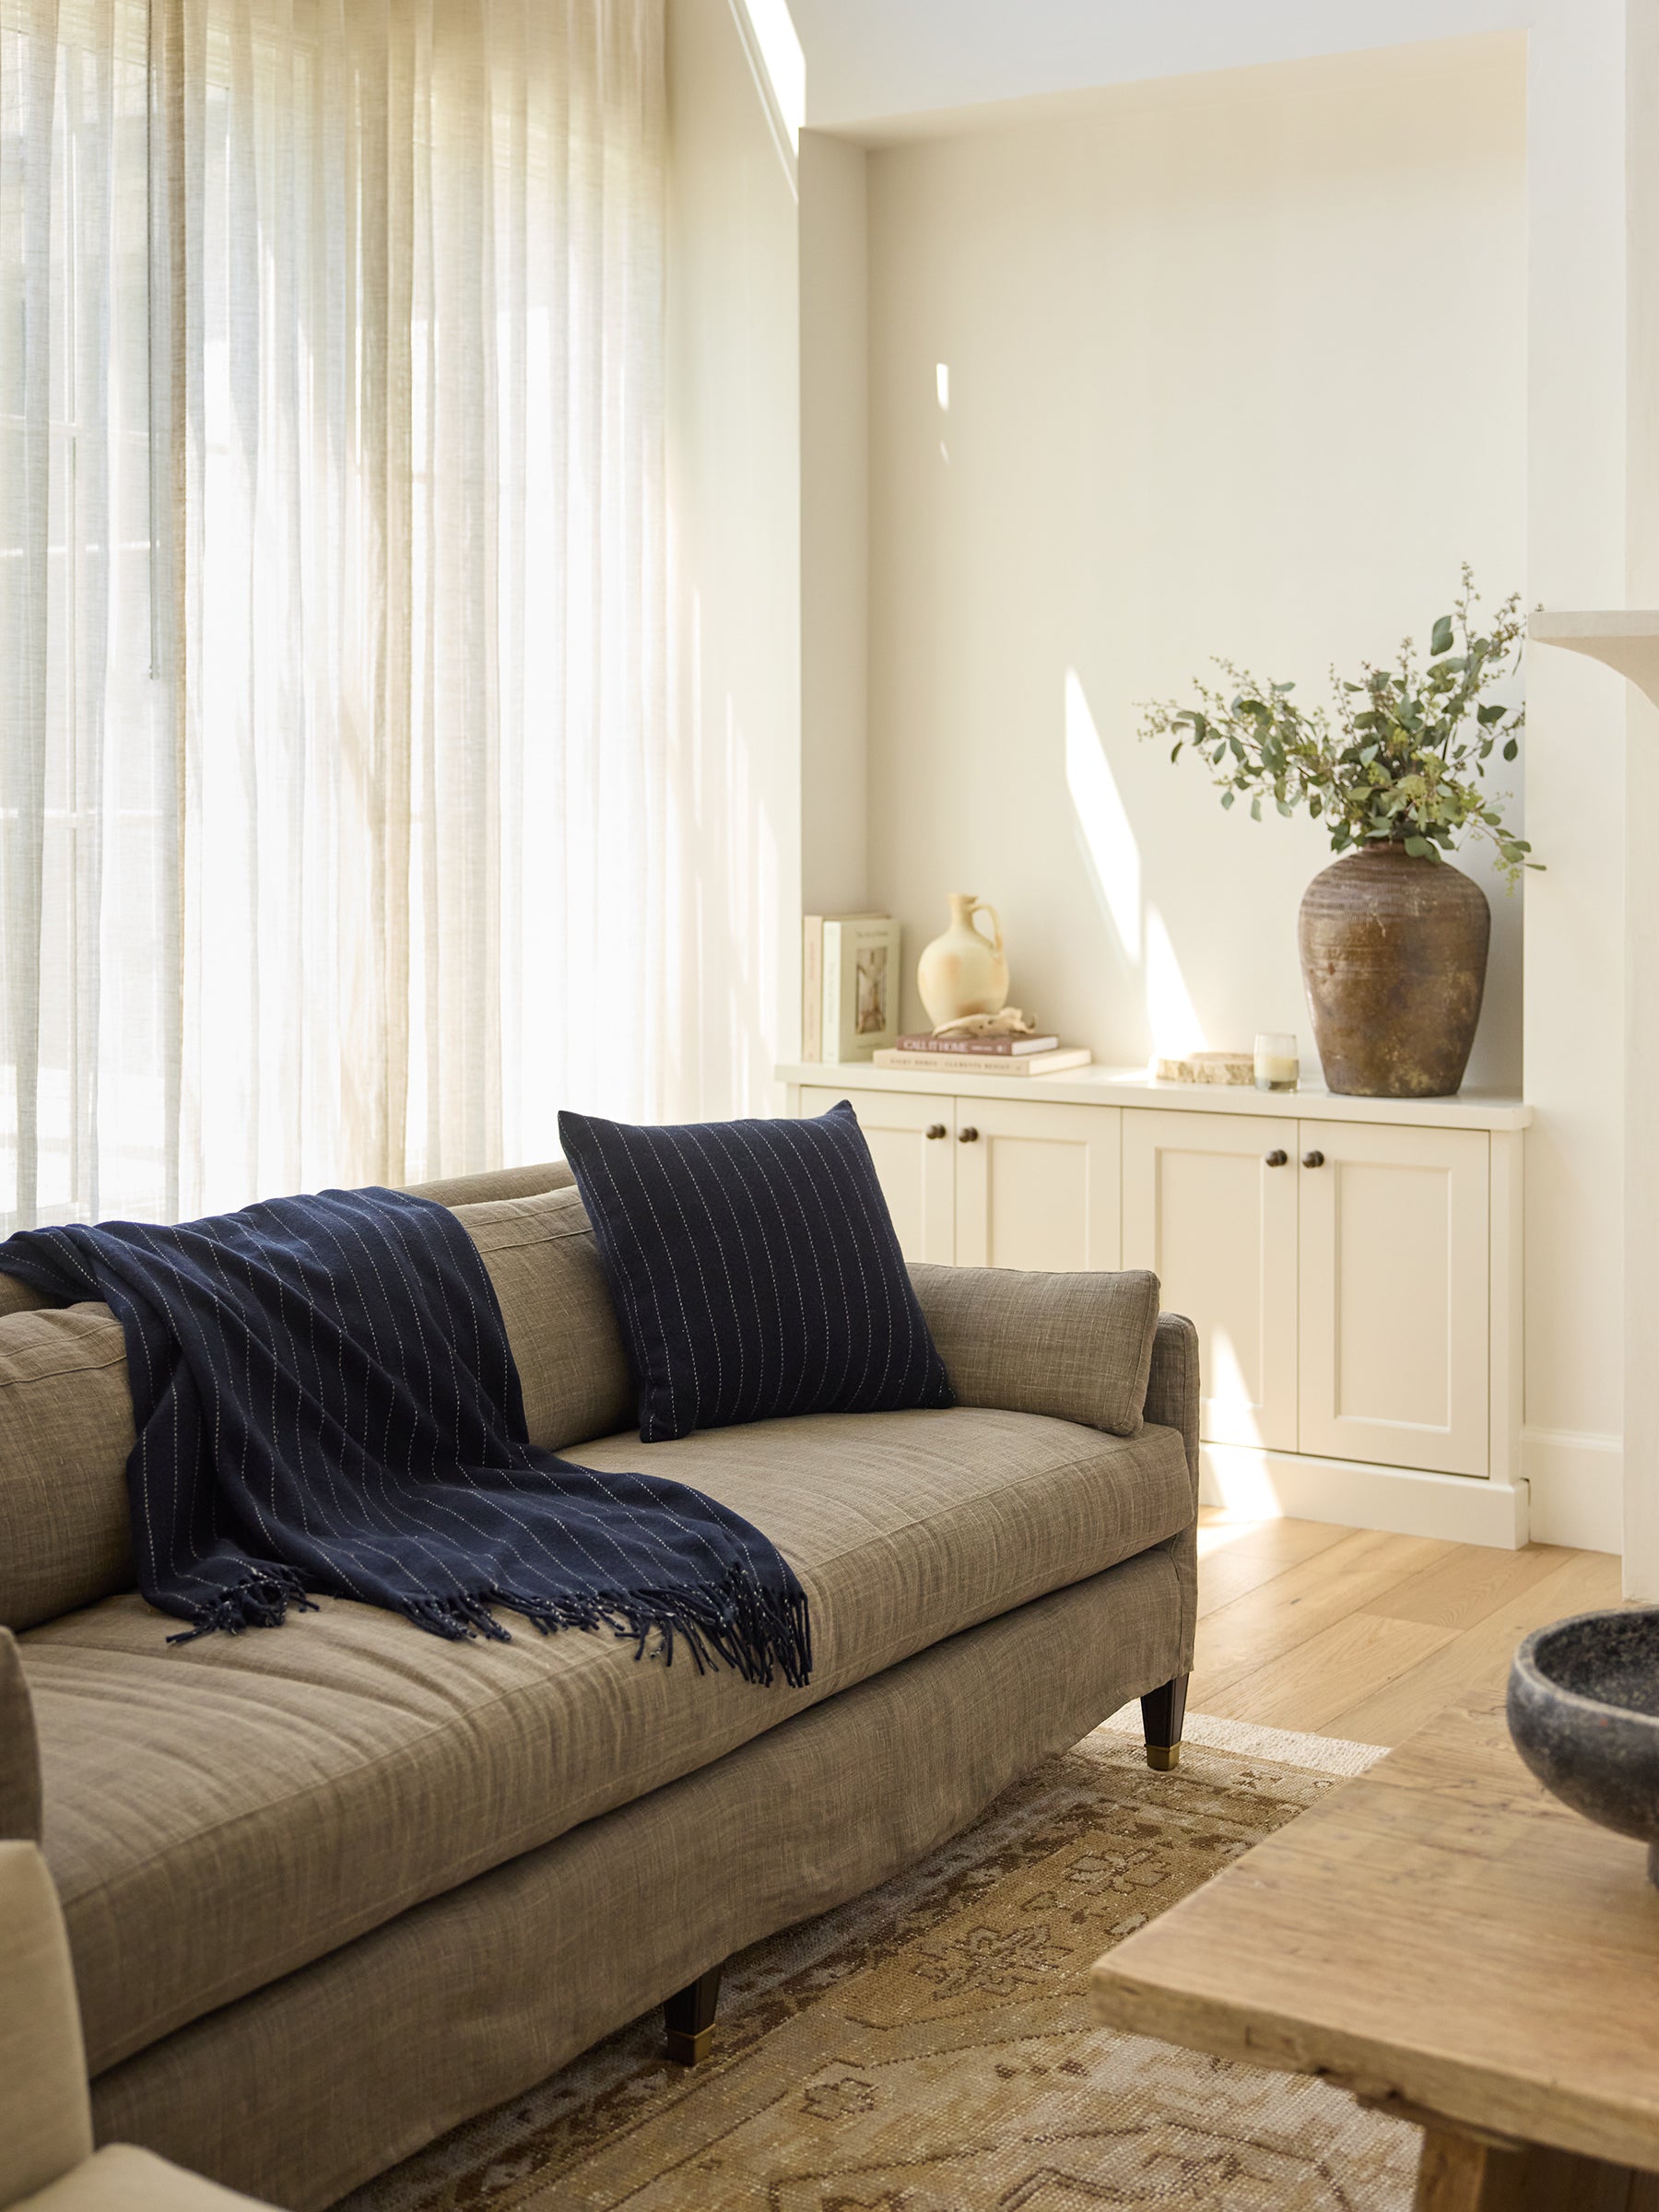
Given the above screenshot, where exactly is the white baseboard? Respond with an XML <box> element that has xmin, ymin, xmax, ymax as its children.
<box><xmin>1199</xmin><ymin>1442</ymin><xmax>1529</xmax><ymax>1549</ymax></box>
<box><xmin>1520</xmin><ymin>1427</ymin><xmax>1622</xmax><ymax>1555</ymax></box>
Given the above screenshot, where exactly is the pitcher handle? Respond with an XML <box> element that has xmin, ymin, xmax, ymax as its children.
<box><xmin>971</xmin><ymin>900</ymin><xmax>1004</xmax><ymax>959</ymax></box>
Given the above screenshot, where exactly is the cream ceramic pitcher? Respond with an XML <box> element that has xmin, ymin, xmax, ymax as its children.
<box><xmin>917</xmin><ymin>894</ymin><xmax>1009</xmax><ymax>1029</ymax></box>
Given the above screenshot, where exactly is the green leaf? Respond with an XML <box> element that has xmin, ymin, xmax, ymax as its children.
<box><xmin>1477</xmin><ymin>702</ymin><xmax>1506</xmax><ymax>725</ymax></box>
<box><xmin>1430</xmin><ymin>615</ymin><xmax>1454</xmax><ymax>656</ymax></box>
<box><xmin>1250</xmin><ymin>796</ymin><xmax>1263</xmax><ymax>822</ymax></box>
<box><xmin>1171</xmin><ymin>742</ymin><xmax>1183</xmax><ymax>763</ymax></box>
<box><xmin>1220</xmin><ymin>789</ymin><xmax>1235</xmax><ymax>810</ymax></box>
<box><xmin>1404</xmin><ymin>836</ymin><xmax>1434</xmax><ymax>859</ymax></box>
<box><xmin>1502</xmin><ymin>737</ymin><xmax>1518</xmax><ymax>761</ymax></box>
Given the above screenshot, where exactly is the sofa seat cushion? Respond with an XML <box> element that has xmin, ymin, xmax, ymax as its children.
<box><xmin>25</xmin><ymin>1406</ymin><xmax>1193</xmax><ymax>2077</ymax></box>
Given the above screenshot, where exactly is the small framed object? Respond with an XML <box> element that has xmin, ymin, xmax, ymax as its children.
<box><xmin>1253</xmin><ymin>1032</ymin><xmax>1300</xmax><ymax>1093</ymax></box>
<box><xmin>821</xmin><ymin>916</ymin><xmax>901</xmax><ymax>1062</ymax></box>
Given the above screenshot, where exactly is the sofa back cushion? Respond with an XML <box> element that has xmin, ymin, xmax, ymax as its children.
<box><xmin>448</xmin><ymin>1183</ymin><xmax>635</xmax><ymax>1451</ymax></box>
<box><xmin>0</xmin><ymin>1305</ymin><xmax>136</xmax><ymax>1632</ymax></box>
<box><xmin>0</xmin><ymin>1181</ymin><xmax>632</xmax><ymax>1633</ymax></box>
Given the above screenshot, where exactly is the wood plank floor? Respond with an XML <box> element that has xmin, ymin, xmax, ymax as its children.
<box><xmin>1194</xmin><ymin>1508</ymin><xmax>1623</xmax><ymax>1745</ymax></box>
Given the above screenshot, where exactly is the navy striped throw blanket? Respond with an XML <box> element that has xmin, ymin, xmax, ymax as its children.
<box><xmin>0</xmin><ymin>1188</ymin><xmax>811</xmax><ymax>1683</ymax></box>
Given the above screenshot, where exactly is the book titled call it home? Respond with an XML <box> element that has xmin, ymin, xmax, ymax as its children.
<box><xmin>803</xmin><ymin>913</ymin><xmax>902</xmax><ymax>1063</ymax></box>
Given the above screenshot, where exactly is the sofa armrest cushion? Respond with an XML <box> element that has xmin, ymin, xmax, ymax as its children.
<box><xmin>0</xmin><ymin>1841</ymin><xmax>92</xmax><ymax>2206</ymax></box>
<box><xmin>0</xmin><ymin>1630</ymin><xmax>41</xmax><ymax>1844</ymax></box>
<box><xmin>907</xmin><ymin>1264</ymin><xmax>1160</xmax><ymax>1438</ymax></box>
<box><xmin>1143</xmin><ymin>1312</ymin><xmax>1200</xmax><ymax>1498</ymax></box>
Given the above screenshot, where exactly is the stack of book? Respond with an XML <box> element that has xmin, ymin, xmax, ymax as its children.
<box><xmin>874</xmin><ymin>1032</ymin><xmax>1092</xmax><ymax>1078</ymax></box>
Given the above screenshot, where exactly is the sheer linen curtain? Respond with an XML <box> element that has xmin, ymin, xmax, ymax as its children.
<box><xmin>0</xmin><ymin>0</ymin><xmax>666</xmax><ymax>1229</ymax></box>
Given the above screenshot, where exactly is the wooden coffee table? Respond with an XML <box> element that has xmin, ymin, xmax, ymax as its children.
<box><xmin>1091</xmin><ymin>1694</ymin><xmax>1659</xmax><ymax>2209</ymax></box>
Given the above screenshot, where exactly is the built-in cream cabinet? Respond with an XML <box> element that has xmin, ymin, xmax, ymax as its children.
<box><xmin>1121</xmin><ymin>1109</ymin><xmax>1300</xmax><ymax>1454</ymax></box>
<box><xmin>784</xmin><ymin>1064</ymin><xmax>1529</xmax><ymax>1548</ymax></box>
<box><xmin>1296</xmin><ymin>1120</ymin><xmax>1491</xmax><ymax>1479</ymax></box>
<box><xmin>804</xmin><ymin>1084</ymin><xmax>1120</xmax><ymax>1271</ymax></box>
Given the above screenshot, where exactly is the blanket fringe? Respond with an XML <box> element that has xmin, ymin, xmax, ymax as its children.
<box><xmin>168</xmin><ymin>1569</ymin><xmax>320</xmax><ymax>1644</ymax></box>
<box><xmin>396</xmin><ymin>1562</ymin><xmax>813</xmax><ymax>1688</ymax></box>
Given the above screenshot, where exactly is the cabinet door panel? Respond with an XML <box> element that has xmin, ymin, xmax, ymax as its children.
<box><xmin>952</xmin><ymin>1099</ymin><xmax>1121</xmax><ymax>1271</ymax></box>
<box><xmin>1299</xmin><ymin>1122</ymin><xmax>1488</xmax><ymax>1476</ymax></box>
<box><xmin>800</xmin><ymin>1085</ymin><xmax>955</xmax><ymax>1263</ymax></box>
<box><xmin>1122</xmin><ymin>1109</ymin><xmax>1298</xmax><ymax>1450</ymax></box>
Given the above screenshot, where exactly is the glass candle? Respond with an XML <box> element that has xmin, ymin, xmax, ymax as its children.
<box><xmin>1254</xmin><ymin>1032</ymin><xmax>1299</xmax><ymax>1093</ymax></box>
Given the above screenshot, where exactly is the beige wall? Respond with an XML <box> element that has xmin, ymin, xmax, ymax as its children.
<box><xmin>665</xmin><ymin>0</ymin><xmax>802</xmax><ymax>1108</ymax></box>
<box><xmin>671</xmin><ymin>0</ymin><xmax>1633</xmax><ymax>1559</ymax></box>
<box><xmin>864</xmin><ymin>41</ymin><xmax>1528</xmax><ymax>1092</ymax></box>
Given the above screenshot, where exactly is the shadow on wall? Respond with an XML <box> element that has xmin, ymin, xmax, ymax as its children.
<box><xmin>1065</xmin><ymin>667</ymin><xmax>1206</xmax><ymax>1061</ymax></box>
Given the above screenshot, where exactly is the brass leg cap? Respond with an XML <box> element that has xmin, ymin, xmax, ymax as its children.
<box><xmin>665</xmin><ymin>2024</ymin><xmax>715</xmax><ymax>2066</ymax></box>
<box><xmin>1146</xmin><ymin>1744</ymin><xmax>1182</xmax><ymax>1771</ymax></box>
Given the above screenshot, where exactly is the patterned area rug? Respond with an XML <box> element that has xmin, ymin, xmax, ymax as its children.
<box><xmin>343</xmin><ymin>1713</ymin><xmax>1418</xmax><ymax>2211</ymax></box>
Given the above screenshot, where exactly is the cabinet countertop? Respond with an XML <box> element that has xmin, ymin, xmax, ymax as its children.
<box><xmin>777</xmin><ymin>1061</ymin><xmax>1532</xmax><ymax>1133</ymax></box>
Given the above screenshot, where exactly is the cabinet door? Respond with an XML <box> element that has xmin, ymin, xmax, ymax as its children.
<box><xmin>1298</xmin><ymin>1122</ymin><xmax>1488</xmax><ymax>1477</ymax></box>
<box><xmin>1122</xmin><ymin>1109</ymin><xmax>1299</xmax><ymax>1450</ymax></box>
<box><xmin>952</xmin><ymin>1098</ymin><xmax>1121</xmax><ymax>1271</ymax></box>
<box><xmin>799</xmin><ymin>1085</ymin><xmax>955</xmax><ymax>1263</ymax></box>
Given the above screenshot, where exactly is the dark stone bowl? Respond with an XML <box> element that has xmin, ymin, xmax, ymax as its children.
<box><xmin>1507</xmin><ymin>1606</ymin><xmax>1659</xmax><ymax>1886</ymax></box>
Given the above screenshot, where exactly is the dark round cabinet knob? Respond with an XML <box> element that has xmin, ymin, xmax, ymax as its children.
<box><xmin>1265</xmin><ymin>1149</ymin><xmax>1288</xmax><ymax>1168</ymax></box>
<box><xmin>958</xmin><ymin>1125</ymin><xmax>981</xmax><ymax>1144</ymax></box>
<box><xmin>925</xmin><ymin>1123</ymin><xmax>947</xmax><ymax>1141</ymax></box>
<box><xmin>1302</xmin><ymin>1149</ymin><xmax>1325</xmax><ymax>1169</ymax></box>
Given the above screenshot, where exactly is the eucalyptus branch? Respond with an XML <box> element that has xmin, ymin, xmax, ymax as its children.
<box><xmin>1139</xmin><ymin>568</ymin><xmax>1536</xmax><ymax>886</ymax></box>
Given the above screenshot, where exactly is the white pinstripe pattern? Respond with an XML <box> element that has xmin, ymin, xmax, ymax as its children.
<box><xmin>0</xmin><ymin>1189</ymin><xmax>811</xmax><ymax>1684</ymax></box>
<box><xmin>559</xmin><ymin>1101</ymin><xmax>952</xmax><ymax>1445</ymax></box>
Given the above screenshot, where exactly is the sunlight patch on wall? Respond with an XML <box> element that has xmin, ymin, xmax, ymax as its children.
<box><xmin>1065</xmin><ymin>667</ymin><xmax>1207</xmax><ymax>1060</ymax></box>
<box><xmin>1146</xmin><ymin>906</ymin><xmax>1206</xmax><ymax>1057</ymax></box>
<box><xmin>1064</xmin><ymin>669</ymin><xmax>1140</xmax><ymax>961</ymax></box>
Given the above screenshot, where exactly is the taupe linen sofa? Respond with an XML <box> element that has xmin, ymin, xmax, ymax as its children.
<box><xmin>0</xmin><ymin>1162</ymin><xmax>1199</xmax><ymax>2211</ymax></box>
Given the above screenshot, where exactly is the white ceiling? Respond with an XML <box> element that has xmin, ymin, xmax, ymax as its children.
<box><xmin>785</xmin><ymin>0</ymin><xmax>1535</xmax><ymax>135</ymax></box>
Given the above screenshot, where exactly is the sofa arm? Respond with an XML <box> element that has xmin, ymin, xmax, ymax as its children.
<box><xmin>1143</xmin><ymin>1313</ymin><xmax>1200</xmax><ymax>1505</ymax></box>
<box><xmin>0</xmin><ymin>1843</ymin><xmax>92</xmax><ymax>2207</ymax></box>
<box><xmin>0</xmin><ymin>1630</ymin><xmax>41</xmax><ymax>1846</ymax></box>
<box><xmin>908</xmin><ymin>1263</ymin><xmax>1160</xmax><ymax>1439</ymax></box>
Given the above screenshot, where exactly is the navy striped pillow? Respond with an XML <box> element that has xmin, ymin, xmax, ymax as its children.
<box><xmin>557</xmin><ymin>1101</ymin><xmax>955</xmax><ymax>1442</ymax></box>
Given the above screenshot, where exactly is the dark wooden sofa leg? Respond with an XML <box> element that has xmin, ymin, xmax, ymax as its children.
<box><xmin>1141</xmin><ymin>1674</ymin><xmax>1189</xmax><ymax>1771</ymax></box>
<box><xmin>664</xmin><ymin>1962</ymin><xmax>724</xmax><ymax>2065</ymax></box>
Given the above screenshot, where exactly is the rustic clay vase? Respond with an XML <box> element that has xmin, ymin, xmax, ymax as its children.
<box><xmin>1298</xmin><ymin>844</ymin><xmax>1489</xmax><ymax>1097</ymax></box>
<box><xmin>917</xmin><ymin>894</ymin><xmax>1009</xmax><ymax>1029</ymax></box>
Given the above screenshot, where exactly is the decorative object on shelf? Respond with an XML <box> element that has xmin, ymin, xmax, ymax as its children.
<box><xmin>874</xmin><ymin>1045</ymin><xmax>1091</xmax><ymax>1078</ymax></box>
<box><xmin>898</xmin><ymin>1010</ymin><xmax>1056</xmax><ymax>1057</ymax></box>
<box><xmin>1253</xmin><ymin>1034</ymin><xmax>1299</xmax><ymax>1094</ymax></box>
<box><xmin>1300</xmin><ymin>847</ymin><xmax>1489</xmax><ymax>1097</ymax></box>
<box><xmin>1507</xmin><ymin>1608</ymin><xmax>1659</xmax><ymax>1889</ymax></box>
<box><xmin>818</xmin><ymin>915</ymin><xmax>901</xmax><ymax>1064</ymax></box>
<box><xmin>917</xmin><ymin>894</ymin><xmax>1009</xmax><ymax>1030</ymax></box>
<box><xmin>1151</xmin><ymin>1051</ymin><xmax>1254</xmax><ymax>1087</ymax></box>
<box><xmin>1141</xmin><ymin>571</ymin><xmax>1536</xmax><ymax>1098</ymax></box>
<box><xmin>802</xmin><ymin>912</ymin><xmax>890</xmax><ymax>1062</ymax></box>
<box><xmin>934</xmin><ymin>1008</ymin><xmax>1037</xmax><ymax>1039</ymax></box>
